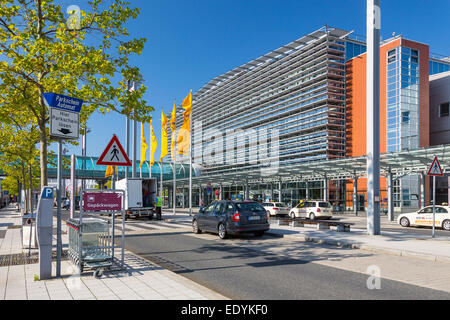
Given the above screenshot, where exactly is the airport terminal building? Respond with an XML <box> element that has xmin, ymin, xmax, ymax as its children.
<box><xmin>171</xmin><ymin>26</ymin><xmax>450</xmax><ymax>211</ymax></box>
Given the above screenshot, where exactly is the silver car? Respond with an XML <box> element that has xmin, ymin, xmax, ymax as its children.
<box><xmin>262</xmin><ymin>202</ymin><xmax>289</xmax><ymax>216</ymax></box>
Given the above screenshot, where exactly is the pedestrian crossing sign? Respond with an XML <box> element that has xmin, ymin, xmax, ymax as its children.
<box><xmin>427</xmin><ymin>156</ymin><xmax>443</xmax><ymax>176</ymax></box>
<box><xmin>97</xmin><ymin>134</ymin><xmax>132</xmax><ymax>166</ymax></box>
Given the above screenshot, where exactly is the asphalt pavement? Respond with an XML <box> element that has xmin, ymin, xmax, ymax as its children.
<box><xmin>122</xmin><ymin>230</ymin><xmax>450</xmax><ymax>300</ymax></box>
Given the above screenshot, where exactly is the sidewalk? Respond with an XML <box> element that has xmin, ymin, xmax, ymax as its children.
<box><xmin>0</xmin><ymin>205</ymin><xmax>227</xmax><ymax>300</ymax></box>
<box><xmin>164</xmin><ymin>207</ymin><xmax>450</xmax><ymax>263</ymax></box>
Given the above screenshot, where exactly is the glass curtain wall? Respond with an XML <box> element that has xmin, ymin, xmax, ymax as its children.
<box><xmin>386</xmin><ymin>46</ymin><xmax>421</xmax><ymax>208</ymax></box>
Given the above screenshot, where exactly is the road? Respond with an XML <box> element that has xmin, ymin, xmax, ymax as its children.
<box><xmin>53</xmin><ymin>208</ymin><xmax>450</xmax><ymax>299</ymax></box>
<box><xmin>122</xmin><ymin>229</ymin><xmax>450</xmax><ymax>300</ymax></box>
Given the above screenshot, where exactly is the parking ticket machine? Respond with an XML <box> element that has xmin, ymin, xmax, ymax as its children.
<box><xmin>36</xmin><ymin>187</ymin><xmax>53</xmax><ymax>279</ymax></box>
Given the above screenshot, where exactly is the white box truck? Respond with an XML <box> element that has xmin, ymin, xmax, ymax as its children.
<box><xmin>115</xmin><ymin>178</ymin><xmax>157</xmax><ymax>220</ymax></box>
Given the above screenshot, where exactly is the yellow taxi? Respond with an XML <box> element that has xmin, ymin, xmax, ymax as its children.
<box><xmin>397</xmin><ymin>205</ymin><xmax>450</xmax><ymax>231</ymax></box>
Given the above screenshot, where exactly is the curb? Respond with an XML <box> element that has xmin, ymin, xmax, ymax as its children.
<box><xmin>266</xmin><ymin>231</ymin><xmax>450</xmax><ymax>264</ymax></box>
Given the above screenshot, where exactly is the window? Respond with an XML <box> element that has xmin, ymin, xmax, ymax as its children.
<box><xmin>419</xmin><ymin>207</ymin><xmax>433</xmax><ymax>214</ymax></box>
<box><xmin>214</xmin><ymin>202</ymin><xmax>225</xmax><ymax>215</ymax></box>
<box><xmin>439</xmin><ymin>102</ymin><xmax>449</xmax><ymax>117</ymax></box>
<box><xmin>204</xmin><ymin>203</ymin><xmax>216</xmax><ymax>214</ymax></box>
<box><xmin>235</xmin><ymin>202</ymin><xmax>265</xmax><ymax>212</ymax></box>
<box><xmin>402</xmin><ymin>111</ymin><xmax>410</xmax><ymax>123</ymax></box>
<box><xmin>226</xmin><ymin>203</ymin><xmax>235</xmax><ymax>214</ymax></box>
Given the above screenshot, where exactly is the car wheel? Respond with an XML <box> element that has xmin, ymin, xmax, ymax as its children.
<box><xmin>218</xmin><ymin>223</ymin><xmax>228</xmax><ymax>239</ymax></box>
<box><xmin>290</xmin><ymin>211</ymin><xmax>295</xmax><ymax>219</ymax></box>
<box><xmin>399</xmin><ymin>217</ymin><xmax>410</xmax><ymax>227</ymax></box>
<box><xmin>193</xmin><ymin>220</ymin><xmax>202</xmax><ymax>234</ymax></box>
<box><xmin>442</xmin><ymin>220</ymin><xmax>450</xmax><ymax>231</ymax></box>
<box><xmin>254</xmin><ymin>231</ymin><xmax>264</xmax><ymax>237</ymax></box>
<box><xmin>309</xmin><ymin>213</ymin><xmax>315</xmax><ymax>220</ymax></box>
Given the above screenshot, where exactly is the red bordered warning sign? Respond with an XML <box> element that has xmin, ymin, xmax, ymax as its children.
<box><xmin>427</xmin><ymin>156</ymin><xmax>443</xmax><ymax>176</ymax></box>
<box><xmin>97</xmin><ymin>135</ymin><xmax>132</xmax><ymax>166</ymax></box>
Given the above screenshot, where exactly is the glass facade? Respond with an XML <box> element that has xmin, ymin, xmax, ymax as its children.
<box><xmin>345</xmin><ymin>41</ymin><xmax>367</xmax><ymax>61</ymax></box>
<box><xmin>386</xmin><ymin>46</ymin><xmax>421</xmax><ymax>207</ymax></box>
<box><xmin>386</xmin><ymin>46</ymin><xmax>419</xmax><ymax>153</ymax></box>
<box><xmin>429</xmin><ymin>59</ymin><xmax>450</xmax><ymax>75</ymax></box>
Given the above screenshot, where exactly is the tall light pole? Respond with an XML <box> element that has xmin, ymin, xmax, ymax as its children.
<box><xmin>366</xmin><ymin>0</ymin><xmax>381</xmax><ymax>235</ymax></box>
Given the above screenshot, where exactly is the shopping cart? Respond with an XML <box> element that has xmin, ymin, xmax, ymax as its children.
<box><xmin>67</xmin><ymin>217</ymin><xmax>112</xmax><ymax>278</ymax></box>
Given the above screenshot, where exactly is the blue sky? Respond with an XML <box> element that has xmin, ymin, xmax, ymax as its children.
<box><xmin>56</xmin><ymin>0</ymin><xmax>450</xmax><ymax>161</ymax></box>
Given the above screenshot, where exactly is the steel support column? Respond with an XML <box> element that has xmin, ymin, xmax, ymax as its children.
<box><xmin>366</xmin><ymin>0</ymin><xmax>381</xmax><ymax>235</ymax></box>
<box><xmin>353</xmin><ymin>176</ymin><xmax>358</xmax><ymax>216</ymax></box>
<box><xmin>387</xmin><ymin>170</ymin><xmax>394</xmax><ymax>221</ymax></box>
<box><xmin>323</xmin><ymin>175</ymin><xmax>328</xmax><ymax>202</ymax></box>
<box><xmin>421</xmin><ymin>172</ymin><xmax>426</xmax><ymax>207</ymax></box>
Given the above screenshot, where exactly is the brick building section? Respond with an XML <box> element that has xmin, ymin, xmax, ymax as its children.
<box><xmin>344</xmin><ymin>38</ymin><xmax>430</xmax><ymax>209</ymax></box>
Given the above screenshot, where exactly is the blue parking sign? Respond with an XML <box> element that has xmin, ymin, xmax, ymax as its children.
<box><xmin>41</xmin><ymin>187</ymin><xmax>53</xmax><ymax>199</ymax></box>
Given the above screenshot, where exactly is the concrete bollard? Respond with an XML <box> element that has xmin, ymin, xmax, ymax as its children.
<box><xmin>290</xmin><ymin>221</ymin><xmax>304</xmax><ymax>228</ymax></box>
<box><xmin>277</xmin><ymin>220</ymin><xmax>289</xmax><ymax>226</ymax></box>
<box><xmin>316</xmin><ymin>223</ymin><xmax>330</xmax><ymax>230</ymax></box>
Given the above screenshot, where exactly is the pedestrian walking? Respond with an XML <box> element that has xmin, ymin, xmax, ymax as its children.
<box><xmin>156</xmin><ymin>195</ymin><xmax>162</xmax><ymax>220</ymax></box>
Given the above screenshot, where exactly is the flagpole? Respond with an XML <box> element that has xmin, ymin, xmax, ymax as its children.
<box><xmin>160</xmin><ymin>110</ymin><xmax>163</xmax><ymax>200</ymax></box>
<box><xmin>160</xmin><ymin>162</ymin><xmax>163</xmax><ymax>199</ymax></box>
<box><xmin>173</xmin><ymin>100</ymin><xmax>177</xmax><ymax>215</ymax></box>
<box><xmin>189</xmin><ymin>89</ymin><xmax>192</xmax><ymax>216</ymax></box>
<box><xmin>149</xmin><ymin>122</ymin><xmax>152</xmax><ymax>179</ymax></box>
<box><xmin>140</xmin><ymin>122</ymin><xmax>142</xmax><ymax>178</ymax></box>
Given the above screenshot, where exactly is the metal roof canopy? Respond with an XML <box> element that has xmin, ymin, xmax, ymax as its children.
<box><xmin>163</xmin><ymin>144</ymin><xmax>450</xmax><ymax>188</ymax></box>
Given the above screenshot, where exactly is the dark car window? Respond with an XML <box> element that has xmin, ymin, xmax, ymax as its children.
<box><xmin>436</xmin><ymin>207</ymin><xmax>448</xmax><ymax>214</ymax></box>
<box><xmin>235</xmin><ymin>202</ymin><xmax>266</xmax><ymax>213</ymax></box>
<box><xmin>304</xmin><ymin>201</ymin><xmax>315</xmax><ymax>207</ymax></box>
<box><xmin>214</xmin><ymin>202</ymin><xmax>225</xmax><ymax>215</ymax></box>
<box><xmin>419</xmin><ymin>207</ymin><xmax>433</xmax><ymax>214</ymax></box>
<box><xmin>225</xmin><ymin>203</ymin><xmax>235</xmax><ymax>214</ymax></box>
<box><xmin>204</xmin><ymin>203</ymin><xmax>216</xmax><ymax>214</ymax></box>
<box><xmin>319</xmin><ymin>202</ymin><xmax>331</xmax><ymax>208</ymax></box>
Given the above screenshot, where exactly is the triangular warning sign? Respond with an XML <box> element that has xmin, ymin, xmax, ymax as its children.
<box><xmin>427</xmin><ymin>156</ymin><xmax>443</xmax><ymax>176</ymax></box>
<box><xmin>97</xmin><ymin>135</ymin><xmax>132</xmax><ymax>166</ymax></box>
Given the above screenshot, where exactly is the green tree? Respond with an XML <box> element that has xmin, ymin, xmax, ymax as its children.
<box><xmin>0</xmin><ymin>110</ymin><xmax>40</xmax><ymax>211</ymax></box>
<box><xmin>0</xmin><ymin>0</ymin><xmax>152</xmax><ymax>189</ymax></box>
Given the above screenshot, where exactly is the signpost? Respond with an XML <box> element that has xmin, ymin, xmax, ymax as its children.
<box><xmin>44</xmin><ymin>92</ymin><xmax>83</xmax><ymax>277</ymax></box>
<box><xmin>427</xmin><ymin>156</ymin><xmax>444</xmax><ymax>238</ymax></box>
<box><xmin>96</xmin><ymin>136</ymin><xmax>131</xmax><ymax>264</ymax></box>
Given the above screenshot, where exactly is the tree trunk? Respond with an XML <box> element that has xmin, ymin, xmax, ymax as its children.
<box><xmin>38</xmin><ymin>96</ymin><xmax>48</xmax><ymax>189</ymax></box>
<box><xmin>28</xmin><ymin>163</ymin><xmax>33</xmax><ymax>211</ymax></box>
<box><xmin>21</xmin><ymin>163</ymin><xmax>28</xmax><ymax>213</ymax></box>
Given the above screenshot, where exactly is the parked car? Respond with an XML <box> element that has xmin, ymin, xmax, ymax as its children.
<box><xmin>289</xmin><ymin>201</ymin><xmax>333</xmax><ymax>220</ymax></box>
<box><xmin>262</xmin><ymin>202</ymin><xmax>289</xmax><ymax>216</ymax></box>
<box><xmin>192</xmin><ymin>200</ymin><xmax>270</xmax><ymax>239</ymax></box>
<box><xmin>397</xmin><ymin>205</ymin><xmax>450</xmax><ymax>231</ymax></box>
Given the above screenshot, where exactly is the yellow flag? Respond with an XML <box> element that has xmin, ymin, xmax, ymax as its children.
<box><xmin>169</xmin><ymin>100</ymin><xmax>176</xmax><ymax>161</ymax></box>
<box><xmin>176</xmin><ymin>91</ymin><xmax>191</xmax><ymax>155</ymax></box>
<box><xmin>150</xmin><ymin>119</ymin><xmax>157</xmax><ymax>166</ymax></box>
<box><xmin>160</xmin><ymin>110</ymin><xmax>169</xmax><ymax>162</ymax></box>
<box><xmin>139</xmin><ymin>123</ymin><xmax>148</xmax><ymax>168</ymax></box>
<box><xmin>105</xmin><ymin>165</ymin><xmax>117</xmax><ymax>177</ymax></box>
